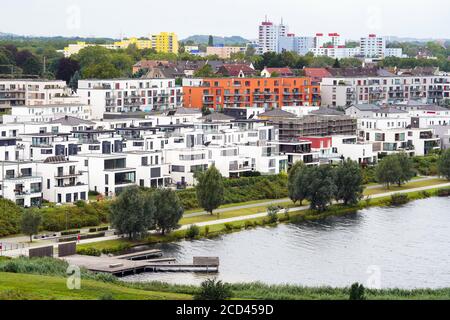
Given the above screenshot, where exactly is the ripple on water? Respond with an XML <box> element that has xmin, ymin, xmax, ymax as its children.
<box><xmin>122</xmin><ymin>197</ymin><xmax>450</xmax><ymax>289</ymax></box>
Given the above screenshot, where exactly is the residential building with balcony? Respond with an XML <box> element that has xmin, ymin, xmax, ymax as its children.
<box><xmin>78</xmin><ymin>79</ymin><xmax>183</xmax><ymax>119</ymax></box>
<box><xmin>321</xmin><ymin>72</ymin><xmax>450</xmax><ymax>107</ymax></box>
<box><xmin>0</xmin><ymin>161</ymin><xmax>42</xmax><ymax>207</ymax></box>
<box><xmin>36</xmin><ymin>156</ymin><xmax>88</xmax><ymax>204</ymax></box>
<box><xmin>71</xmin><ymin>154</ymin><xmax>136</xmax><ymax>197</ymax></box>
<box><xmin>183</xmin><ymin>77</ymin><xmax>321</xmax><ymax>110</ymax></box>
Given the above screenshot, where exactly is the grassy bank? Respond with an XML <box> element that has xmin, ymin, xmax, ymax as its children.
<box><xmin>1</xmin><ymin>258</ymin><xmax>449</xmax><ymax>300</ymax></box>
<box><xmin>0</xmin><ymin>272</ymin><xmax>191</xmax><ymax>300</ymax></box>
<box><xmin>77</xmin><ymin>186</ymin><xmax>450</xmax><ymax>256</ymax></box>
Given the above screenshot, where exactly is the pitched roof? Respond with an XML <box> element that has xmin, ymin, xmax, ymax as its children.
<box><xmin>265</xmin><ymin>67</ymin><xmax>294</xmax><ymax>75</ymax></box>
<box><xmin>310</xmin><ymin>108</ymin><xmax>345</xmax><ymax>116</ymax></box>
<box><xmin>259</xmin><ymin>109</ymin><xmax>296</xmax><ymax>118</ymax></box>
<box><xmin>49</xmin><ymin>116</ymin><xmax>95</xmax><ymax>126</ymax></box>
<box><xmin>378</xmin><ymin>107</ymin><xmax>408</xmax><ymax>114</ymax></box>
<box><xmin>201</xmin><ymin>113</ymin><xmax>235</xmax><ymax>122</ymax></box>
<box><xmin>304</xmin><ymin>68</ymin><xmax>332</xmax><ymax>81</ymax></box>
<box><xmin>218</xmin><ymin>64</ymin><xmax>257</xmax><ymax>77</ymax></box>
<box><xmin>327</xmin><ymin>67</ymin><xmax>395</xmax><ymax>78</ymax></box>
<box><xmin>350</xmin><ymin>104</ymin><xmax>382</xmax><ymax>111</ymax></box>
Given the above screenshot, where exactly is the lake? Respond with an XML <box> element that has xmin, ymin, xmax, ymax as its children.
<box><xmin>123</xmin><ymin>197</ymin><xmax>450</xmax><ymax>289</ymax></box>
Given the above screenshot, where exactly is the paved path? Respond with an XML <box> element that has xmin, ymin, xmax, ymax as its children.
<box><xmin>183</xmin><ymin>176</ymin><xmax>438</xmax><ymax>218</ymax></box>
<box><xmin>2</xmin><ymin>181</ymin><xmax>449</xmax><ymax>258</ymax></box>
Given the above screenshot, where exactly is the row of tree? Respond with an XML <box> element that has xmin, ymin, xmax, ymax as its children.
<box><xmin>288</xmin><ymin>160</ymin><xmax>365</xmax><ymax>211</ymax></box>
<box><xmin>109</xmin><ymin>186</ymin><xmax>184</xmax><ymax>239</ymax></box>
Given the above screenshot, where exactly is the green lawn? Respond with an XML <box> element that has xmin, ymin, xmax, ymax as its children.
<box><xmin>2</xmin><ymin>271</ymin><xmax>449</xmax><ymax>300</ymax></box>
<box><xmin>0</xmin><ymin>272</ymin><xmax>191</xmax><ymax>300</ymax></box>
<box><xmin>364</xmin><ymin>178</ymin><xmax>447</xmax><ymax>196</ymax></box>
<box><xmin>181</xmin><ymin>201</ymin><xmax>294</xmax><ymax>225</ymax></box>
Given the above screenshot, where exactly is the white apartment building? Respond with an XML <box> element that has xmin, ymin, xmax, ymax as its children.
<box><xmin>71</xmin><ymin>153</ymin><xmax>136</xmax><ymax>197</ymax></box>
<box><xmin>314</xmin><ymin>33</ymin><xmax>345</xmax><ymax>48</ymax></box>
<box><xmin>384</xmin><ymin>48</ymin><xmax>404</xmax><ymax>58</ymax></box>
<box><xmin>77</xmin><ymin>79</ymin><xmax>183</xmax><ymax>119</ymax></box>
<box><xmin>321</xmin><ymin>74</ymin><xmax>450</xmax><ymax>107</ymax></box>
<box><xmin>36</xmin><ymin>156</ymin><xmax>89</xmax><ymax>204</ymax></box>
<box><xmin>331</xmin><ymin>135</ymin><xmax>378</xmax><ymax>164</ymax></box>
<box><xmin>0</xmin><ymin>79</ymin><xmax>75</xmax><ymax>114</ymax></box>
<box><xmin>360</xmin><ymin>34</ymin><xmax>386</xmax><ymax>58</ymax></box>
<box><xmin>257</xmin><ymin>20</ymin><xmax>288</xmax><ymax>54</ymax></box>
<box><xmin>310</xmin><ymin>47</ymin><xmax>361</xmax><ymax>59</ymax></box>
<box><xmin>2</xmin><ymin>103</ymin><xmax>91</xmax><ymax>123</ymax></box>
<box><xmin>0</xmin><ymin>161</ymin><xmax>43</xmax><ymax>207</ymax></box>
<box><xmin>206</xmin><ymin>46</ymin><xmax>247</xmax><ymax>59</ymax></box>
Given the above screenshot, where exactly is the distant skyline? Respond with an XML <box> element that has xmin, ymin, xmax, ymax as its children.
<box><xmin>1</xmin><ymin>0</ymin><xmax>449</xmax><ymax>40</ymax></box>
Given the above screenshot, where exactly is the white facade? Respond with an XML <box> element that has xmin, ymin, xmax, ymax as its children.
<box><xmin>78</xmin><ymin>79</ymin><xmax>183</xmax><ymax>119</ymax></box>
<box><xmin>321</xmin><ymin>75</ymin><xmax>450</xmax><ymax>107</ymax></box>
<box><xmin>257</xmin><ymin>20</ymin><xmax>288</xmax><ymax>54</ymax></box>
<box><xmin>360</xmin><ymin>35</ymin><xmax>386</xmax><ymax>58</ymax></box>
<box><xmin>0</xmin><ymin>161</ymin><xmax>43</xmax><ymax>207</ymax></box>
<box><xmin>331</xmin><ymin>135</ymin><xmax>377</xmax><ymax>164</ymax></box>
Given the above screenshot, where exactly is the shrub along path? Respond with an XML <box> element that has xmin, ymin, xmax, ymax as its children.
<box><xmin>3</xmin><ymin>180</ymin><xmax>450</xmax><ymax>258</ymax></box>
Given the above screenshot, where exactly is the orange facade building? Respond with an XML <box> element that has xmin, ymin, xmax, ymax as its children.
<box><xmin>183</xmin><ymin>77</ymin><xmax>321</xmax><ymax>110</ymax></box>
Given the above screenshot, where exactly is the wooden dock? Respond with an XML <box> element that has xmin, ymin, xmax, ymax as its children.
<box><xmin>114</xmin><ymin>249</ymin><xmax>163</xmax><ymax>260</ymax></box>
<box><xmin>63</xmin><ymin>254</ymin><xmax>219</xmax><ymax>276</ymax></box>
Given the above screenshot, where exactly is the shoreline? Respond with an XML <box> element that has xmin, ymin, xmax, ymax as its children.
<box><xmin>75</xmin><ymin>183</ymin><xmax>450</xmax><ymax>256</ymax></box>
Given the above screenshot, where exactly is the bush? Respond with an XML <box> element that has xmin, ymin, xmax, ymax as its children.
<box><xmin>390</xmin><ymin>194</ymin><xmax>409</xmax><ymax>206</ymax></box>
<box><xmin>177</xmin><ymin>174</ymin><xmax>288</xmax><ymax>210</ymax></box>
<box><xmin>437</xmin><ymin>188</ymin><xmax>450</xmax><ymax>197</ymax></box>
<box><xmin>224</xmin><ymin>223</ymin><xmax>233</xmax><ymax>232</ymax></box>
<box><xmin>244</xmin><ymin>221</ymin><xmax>253</xmax><ymax>229</ymax></box>
<box><xmin>58</xmin><ymin>232</ymin><xmax>105</xmax><ymax>243</ymax></box>
<box><xmin>61</xmin><ymin>230</ymin><xmax>80</xmax><ymax>236</ymax></box>
<box><xmin>0</xmin><ymin>198</ymin><xmax>21</xmax><ymax>237</ymax></box>
<box><xmin>194</xmin><ymin>279</ymin><xmax>233</xmax><ymax>300</ymax></box>
<box><xmin>77</xmin><ymin>247</ymin><xmax>102</xmax><ymax>257</ymax></box>
<box><xmin>186</xmin><ymin>225</ymin><xmax>200</xmax><ymax>239</ymax></box>
<box><xmin>419</xmin><ymin>190</ymin><xmax>431</xmax><ymax>199</ymax></box>
<box><xmin>204</xmin><ymin>226</ymin><xmax>210</xmax><ymax>236</ymax></box>
<box><xmin>349</xmin><ymin>283</ymin><xmax>366</xmax><ymax>300</ymax></box>
<box><xmin>267</xmin><ymin>205</ymin><xmax>279</xmax><ymax>224</ymax></box>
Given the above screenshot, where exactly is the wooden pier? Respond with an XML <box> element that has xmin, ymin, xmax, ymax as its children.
<box><xmin>114</xmin><ymin>249</ymin><xmax>163</xmax><ymax>261</ymax></box>
<box><xmin>63</xmin><ymin>254</ymin><xmax>219</xmax><ymax>276</ymax></box>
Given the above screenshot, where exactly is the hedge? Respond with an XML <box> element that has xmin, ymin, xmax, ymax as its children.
<box><xmin>0</xmin><ymin>198</ymin><xmax>22</xmax><ymax>237</ymax></box>
<box><xmin>58</xmin><ymin>232</ymin><xmax>106</xmax><ymax>243</ymax></box>
<box><xmin>177</xmin><ymin>174</ymin><xmax>288</xmax><ymax>210</ymax></box>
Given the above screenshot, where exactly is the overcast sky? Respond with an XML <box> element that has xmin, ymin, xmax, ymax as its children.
<box><xmin>1</xmin><ymin>0</ymin><xmax>449</xmax><ymax>40</ymax></box>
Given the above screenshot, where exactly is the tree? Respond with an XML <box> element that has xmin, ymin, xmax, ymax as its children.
<box><xmin>394</xmin><ymin>153</ymin><xmax>415</xmax><ymax>186</ymax></box>
<box><xmin>153</xmin><ymin>188</ymin><xmax>184</xmax><ymax>235</ymax></box>
<box><xmin>194</xmin><ymin>279</ymin><xmax>233</xmax><ymax>300</ymax></box>
<box><xmin>201</xmin><ymin>105</ymin><xmax>212</xmax><ymax>116</ymax></box>
<box><xmin>349</xmin><ymin>283</ymin><xmax>366</xmax><ymax>300</ymax></box>
<box><xmin>208</xmin><ymin>35</ymin><xmax>214</xmax><ymax>47</ymax></box>
<box><xmin>333</xmin><ymin>58</ymin><xmax>341</xmax><ymax>68</ymax></box>
<box><xmin>288</xmin><ymin>161</ymin><xmax>307</xmax><ymax>204</ymax></box>
<box><xmin>267</xmin><ymin>205</ymin><xmax>279</xmax><ymax>224</ymax></box>
<box><xmin>21</xmin><ymin>209</ymin><xmax>42</xmax><ymax>243</ymax></box>
<box><xmin>306</xmin><ymin>166</ymin><xmax>337</xmax><ymax>211</ymax></box>
<box><xmin>109</xmin><ymin>186</ymin><xmax>155</xmax><ymax>240</ymax></box>
<box><xmin>55</xmin><ymin>57</ymin><xmax>80</xmax><ymax>83</ymax></box>
<box><xmin>438</xmin><ymin>148</ymin><xmax>450</xmax><ymax>180</ymax></box>
<box><xmin>196</xmin><ymin>165</ymin><xmax>224</xmax><ymax>215</ymax></box>
<box><xmin>194</xmin><ymin>64</ymin><xmax>215</xmax><ymax>77</ymax></box>
<box><xmin>69</xmin><ymin>70</ymin><xmax>80</xmax><ymax>92</ymax></box>
<box><xmin>375</xmin><ymin>155</ymin><xmax>403</xmax><ymax>189</ymax></box>
<box><xmin>335</xmin><ymin>159</ymin><xmax>364</xmax><ymax>205</ymax></box>
<box><xmin>0</xmin><ymin>199</ymin><xmax>22</xmax><ymax>238</ymax></box>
